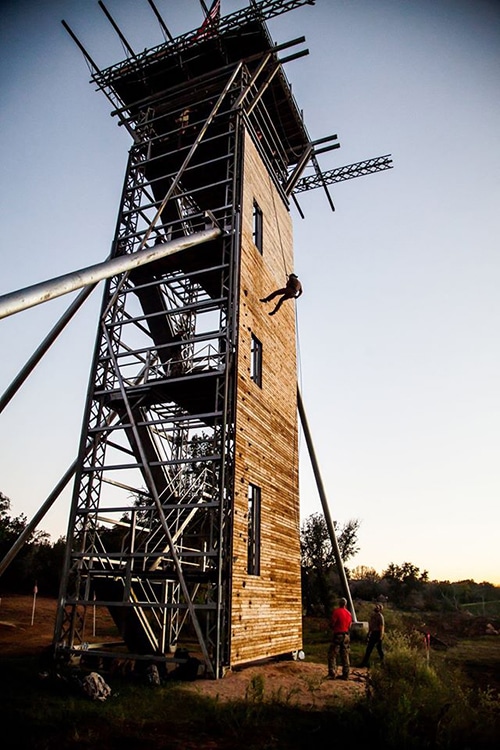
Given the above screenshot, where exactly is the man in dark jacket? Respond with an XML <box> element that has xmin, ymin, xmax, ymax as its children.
<box><xmin>260</xmin><ymin>273</ymin><xmax>303</xmax><ymax>315</ymax></box>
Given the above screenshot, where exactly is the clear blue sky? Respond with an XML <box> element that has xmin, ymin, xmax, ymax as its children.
<box><xmin>1</xmin><ymin>0</ymin><xmax>499</xmax><ymax>584</ymax></box>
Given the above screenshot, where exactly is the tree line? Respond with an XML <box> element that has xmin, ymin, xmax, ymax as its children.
<box><xmin>300</xmin><ymin>512</ymin><xmax>499</xmax><ymax>614</ymax></box>
<box><xmin>1</xmin><ymin>493</ymin><xmax>498</xmax><ymax>611</ymax></box>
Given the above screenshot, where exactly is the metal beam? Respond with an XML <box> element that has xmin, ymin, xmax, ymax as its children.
<box><xmin>231</xmin><ymin>38</ymin><xmax>307</xmax><ymax>114</ymax></box>
<box><xmin>103</xmin><ymin>330</ymin><xmax>215</xmax><ymax>676</ymax></box>
<box><xmin>294</xmin><ymin>154</ymin><xmax>393</xmax><ymax>193</ymax></box>
<box><xmin>285</xmin><ymin>144</ymin><xmax>313</xmax><ymax>195</ymax></box>
<box><xmin>297</xmin><ymin>386</ymin><xmax>357</xmax><ymax>621</ymax></box>
<box><xmin>98</xmin><ymin>1</ymin><xmax>136</xmax><ymax>58</ymax></box>
<box><xmin>285</xmin><ymin>135</ymin><xmax>340</xmax><ymax>195</ymax></box>
<box><xmin>145</xmin><ymin>0</ymin><xmax>174</xmax><ymax>42</ymax></box>
<box><xmin>60</xmin><ymin>20</ymin><xmax>102</xmax><ymax>76</ymax></box>
<box><xmin>92</xmin><ymin>0</ymin><xmax>316</xmax><ymax>83</ymax></box>
<box><xmin>0</xmin><ymin>227</ymin><xmax>221</xmax><ymax>319</ymax></box>
<box><xmin>0</xmin><ymin>459</ymin><xmax>77</xmax><ymax>578</ymax></box>
<box><xmin>0</xmin><ymin>285</ymin><xmax>96</xmax><ymax>414</ymax></box>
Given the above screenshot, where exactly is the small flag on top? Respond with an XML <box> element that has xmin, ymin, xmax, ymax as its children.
<box><xmin>195</xmin><ymin>0</ymin><xmax>221</xmax><ymax>41</ymax></box>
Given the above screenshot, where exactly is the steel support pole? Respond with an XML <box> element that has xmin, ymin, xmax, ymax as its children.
<box><xmin>297</xmin><ymin>386</ymin><xmax>357</xmax><ymax>621</ymax></box>
<box><xmin>0</xmin><ymin>227</ymin><xmax>221</xmax><ymax>319</ymax></box>
<box><xmin>0</xmin><ymin>285</ymin><xmax>95</xmax><ymax>414</ymax></box>
<box><xmin>0</xmin><ymin>459</ymin><xmax>77</xmax><ymax>578</ymax></box>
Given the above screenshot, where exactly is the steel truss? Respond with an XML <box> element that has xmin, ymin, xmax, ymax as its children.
<box><xmin>51</xmin><ymin>0</ymin><xmax>392</xmax><ymax>680</ymax></box>
<box><xmin>293</xmin><ymin>154</ymin><xmax>394</xmax><ymax>192</ymax></box>
<box><xmin>88</xmin><ymin>1</ymin><xmax>316</xmax><ymax>89</ymax></box>
<box><xmin>52</xmin><ymin>0</ymin><xmax>326</xmax><ymax>681</ymax></box>
<box><xmin>53</xmin><ymin>61</ymin><xmax>254</xmax><ymax>679</ymax></box>
<box><xmin>54</xmin><ymin>2</ymin><xmax>323</xmax><ymax>669</ymax></box>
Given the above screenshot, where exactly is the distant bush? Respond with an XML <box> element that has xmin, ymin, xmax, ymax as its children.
<box><xmin>460</xmin><ymin>600</ymin><xmax>500</xmax><ymax>618</ymax></box>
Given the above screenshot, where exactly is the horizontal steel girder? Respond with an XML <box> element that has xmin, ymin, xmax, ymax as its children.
<box><xmin>0</xmin><ymin>227</ymin><xmax>221</xmax><ymax>319</ymax></box>
<box><xmin>293</xmin><ymin>154</ymin><xmax>393</xmax><ymax>193</ymax></box>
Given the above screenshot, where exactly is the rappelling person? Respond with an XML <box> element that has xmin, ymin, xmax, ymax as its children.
<box><xmin>260</xmin><ymin>273</ymin><xmax>303</xmax><ymax>316</ymax></box>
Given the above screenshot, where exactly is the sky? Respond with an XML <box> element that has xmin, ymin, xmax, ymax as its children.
<box><xmin>0</xmin><ymin>0</ymin><xmax>499</xmax><ymax>585</ymax></box>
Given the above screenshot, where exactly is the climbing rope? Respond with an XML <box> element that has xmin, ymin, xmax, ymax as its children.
<box><xmin>293</xmin><ymin>303</ymin><xmax>303</xmax><ymax>529</ymax></box>
<box><xmin>268</xmin><ymin>172</ymin><xmax>289</xmax><ymax>281</ymax></box>
<box><xmin>267</xmin><ymin>172</ymin><xmax>303</xmax><ymax>523</ymax></box>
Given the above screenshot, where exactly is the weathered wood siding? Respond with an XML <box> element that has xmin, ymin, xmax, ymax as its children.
<box><xmin>230</xmin><ymin>131</ymin><xmax>302</xmax><ymax>666</ymax></box>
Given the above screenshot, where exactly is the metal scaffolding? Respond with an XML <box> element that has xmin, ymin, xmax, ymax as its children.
<box><xmin>54</xmin><ymin>0</ymin><xmax>324</xmax><ymax>679</ymax></box>
<box><xmin>0</xmin><ymin>0</ymin><xmax>393</xmax><ymax>679</ymax></box>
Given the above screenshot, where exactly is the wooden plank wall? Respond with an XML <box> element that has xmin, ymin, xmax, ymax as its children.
<box><xmin>230</xmin><ymin>131</ymin><xmax>303</xmax><ymax>666</ymax></box>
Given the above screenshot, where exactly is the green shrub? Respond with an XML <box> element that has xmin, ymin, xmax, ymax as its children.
<box><xmin>366</xmin><ymin>629</ymin><xmax>500</xmax><ymax>749</ymax></box>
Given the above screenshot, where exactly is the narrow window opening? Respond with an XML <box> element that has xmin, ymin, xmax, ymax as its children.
<box><xmin>250</xmin><ymin>334</ymin><xmax>262</xmax><ymax>387</ymax></box>
<box><xmin>253</xmin><ymin>200</ymin><xmax>263</xmax><ymax>253</ymax></box>
<box><xmin>247</xmin><ymin>483</ymin><xmax>261</xmax><ymax>576</ymax></box>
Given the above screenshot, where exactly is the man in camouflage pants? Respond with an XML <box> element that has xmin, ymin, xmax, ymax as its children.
<box><xmin>327</xmin><ymin>597</ymin><xmax>353</xmax><ymax>680</ymax></box>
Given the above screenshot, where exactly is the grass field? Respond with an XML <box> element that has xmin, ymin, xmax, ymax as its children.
<box><xmin>1</xmin><ymin>596</ymin><xmax>499</xmax><ymax>749</ymax></box>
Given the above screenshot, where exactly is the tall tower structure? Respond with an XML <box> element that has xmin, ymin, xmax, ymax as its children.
<box><xmin>53</xmin><ymin>1</ymin><xmax>391</xmax><ymax>679</ymax></box>
<box><xmin>54</xmin><ymin>0</ymin><xmax>313</xmax><ymax>679</ymax></box>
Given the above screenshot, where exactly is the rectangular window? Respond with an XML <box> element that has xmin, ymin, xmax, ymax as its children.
<box><xmin>250</xmin><ymin>334</ymin><xmax>262</xmax><ymax>387</ymax></box>
<box><xmin>247</xmin><ymin>483</ymin><xmax>261</xmax><ymax>576</ymax></box>
<box><xmin>252</xmin><ymin>200</ymin><xmax>263</xmax><ymax>253</ymax></box>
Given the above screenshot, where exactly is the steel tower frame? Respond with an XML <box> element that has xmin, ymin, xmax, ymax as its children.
<box><xmin>54</xmin><ymin>0</ymin><xmax>318</xmax><ymax>680</ymax></box>
<box><xmin>40</xmin><ymin>0</ymin><xmax>393</xmax><ymax>680</ymax></box>
<box><xmin>0</xmin><ymin>1</ymin><xmax>394</xmax><ymax>677</ymax></box>
<box><xmin>54</xmin><ymin>72</ymin><xmax>244</xmax><ymax>680</ymax></box>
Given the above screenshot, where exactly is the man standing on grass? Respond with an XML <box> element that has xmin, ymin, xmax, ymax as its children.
<box><xmin>360</xmin><ymin>604</ymin><xmax>385</xmax><ymax>667</ymax></box>
<box><xmin>327</xmin><ymin>596</ymin><xmax>353</xmax><ymax>680</ymax></box>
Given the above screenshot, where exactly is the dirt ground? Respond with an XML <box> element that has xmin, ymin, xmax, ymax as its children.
<box><xmin>0</xmin><ymin>594</ymin><xmax>368</xmax><ymax>709</ymax></box>
<box><xmin>180</xmin><ymin>659</ymin><xmax>368</xmax><ymax>709</ymax></box>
